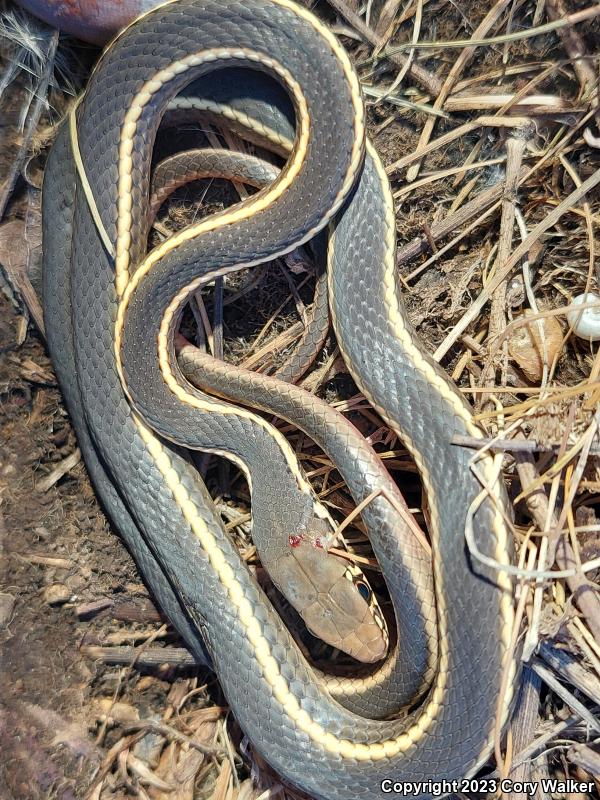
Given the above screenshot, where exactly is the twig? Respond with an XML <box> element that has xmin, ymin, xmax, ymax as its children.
<box><xmin>452</xmin><ymin>433</ymin><xmax>600</xmax><ymax>456</ymax></box>
<box><xmin>395</xmin><ymin>166</ymin><xmax>527</xmax><ymax>270</ymax></box>
<box><xmin>0</xmin><ymin>219</ymin><xmax>45</xmax><ymax>335</ymax></box>
<box><xmin>506</xmin><ymin>667</ymin><xmax>543</xmax><ymax>794</ymax></box>
<box><xmin>406</xmin><ymin>0</ymin><xmax>513</xmax><ymax>182</ymax></box>
<box><xmin>80</xmin><ymin>644</ymin><xmax>198</xmax><ymax>667</ymax></box>
<box><xmin>394</xmin><ymin>155</ymin><xmax>509</xmax><ymax>200</ymax></box>
<box><xmin>479</xmin><ymin>128</ymin><xmax>531</xmax><ymax>407</ymax></box>
<box><xmin>18</xmin><ymin>553</ymin><xmax>73</xmax><ymax>568</ymax></box>
<box><xmin>443</xmin><ymin>92</ymin><xmax>581</xmax><ymax>114</ymax></box>
<box><xmin>369</xmin><ymin>0</ymin><xmax>424</xmax><ymax>109</ymax></box>
<box><xmin>539</xmin><ymin>642</ymin><xmax>600</xmax><ymax>708</ymax></box>
<box><xmin>495</xmin><ymin>540</ymin><xmax>538</xmax><ymax>778</ymax></box>
<box><xmin>362</xmin><ymin>84</ymin><xmax>447</xmax><ymax>118</ymax></box>
<box><xmin>382</xmin><ymin>5</ymin><xmax>600</xmax><ymax>54</ymax></box>
<box><xmin>36</xmin><ymin>449</ymin><xmax>81</xmax><ymax>492</ymax></box>
<box><xmin>568</xmin><ymin>743</ymin><xmax>600</xmax><ymax>777</ymax></box>
<box><xmin>386</xmin><ymin>114</ymin><xmax>532</xmax><ymax>175</ymax></box>
<box><xmin>121</xmin><ymin>720</ymin><xmax>226</xmax><ymax>756</ymax></box>
<box><xmin>556</xmin><ymin>538</ymin><xmax>600</xmax><ymax>646</ymax></box>
<box><xmin>545</xmin><ymin>0</ymin><xmax>598</xmax><ymax>105</ymax></box>
<box><xmin>531</xmin><ymin>659</ymin><xmax>600</xmax><ymax>732</ymax></box>
<box><xmin>75</xmin><ymin>598</ymin><xmax>114</xmax><ymax>619</ymax></box>
<box><xmin>240</xmin><ymin>320</ymin><xmax>303</xmax><ymax>372</ymax></box>
<box><xmin>75</xmin><ymin>597</ymin><xmax>163</xmax><ymax>622</ymax></box>
<box><xmin>434</xmin><ymin>166</ymin><xmax>600</xmax><ymax>360</ymax></box>
<box><xmin>325</xmin><ymin>0</ymin><xmax>442</xmax><ymax>94</ymax></box>
<box><xmin>514</xmin><ymin>444</ymin><xmax>600</xmax><ymax>645</ymax></box>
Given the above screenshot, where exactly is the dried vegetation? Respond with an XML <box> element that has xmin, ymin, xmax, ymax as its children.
<box><xmin>0</xmin><ymin>0</ymin><xmax>599</xmax><ymax>797</ymax></box>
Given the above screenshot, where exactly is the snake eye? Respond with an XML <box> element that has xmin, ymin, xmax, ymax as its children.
<box><xmin>355</xmin><ymin>580</ymin><xmax>371</xmax><ymax>602</ymax></box>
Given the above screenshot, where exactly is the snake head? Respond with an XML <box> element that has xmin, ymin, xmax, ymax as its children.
<box><xmin>280</xmin><ymin>521</ymin><xmax>388</xmax><ymax>663</ymax></box>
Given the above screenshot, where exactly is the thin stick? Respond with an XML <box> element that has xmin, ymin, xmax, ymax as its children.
<box><xmin>81</xmin><ymin>644</ymin><xmax>197</xmax><ymax>667</ymax></box>
<box><xmin>386</xmin><ymin>115</ymin><xmax>532</xmax><ymax>175</ymax></box>
<box><xmin>514</xmin><ymin>441</ymin><xmax>600</xmax><ymax>644</ymax></box>
<box><xmin>531</xmin><ymin>660</ymin><xmax>600</xmax><ymax>732</ymax></box>
<box><xmin>394</xmin><ymin>155</ymin><xmax>509</xmax><ymax>200</ymax></box>
<box><xmin>452</xmin><ymin>433</ymin><xmax>600</xmax><ymax>457</ymax></box>
<box><xmin>332</xmin><ymin>487</ymin><xmax>431</xmax><ymax>554</ymax></box>
<box><xmin>479</xmin><ymin>129</ymin><xmax>530</xmax><ymax>408</ymax></box>
<box><xmin>36</xmin><ymin>449</ymin><xmax>81</xmax><ymax>492</ymax></box>
<box><xmin>382</xmin><ymin>5</ymin><xmax>600</xmax><ymax>54</ymax></box>
<box><xmin>434</xmin><ymin>166</ymin><xmax>600</xmax><ymax>360</ymax></box>
<box><xmin>494</xmin><ymin>541</ymin><xmax>538</xmax><ymax>777</ymax></box>
<box><xmin>121</xmin><ymin>720</ymin><xmax>226</xmax><ymax>756</ymax></box>
<box><xmin>326</xmin><ymin>0</ymin><xmax>442</xmax><ymax>94</ymax></box>
<box><xmin>406</xmin><ymin>0</ymin><xmax>513</xmax><ymax>182</ymax></box>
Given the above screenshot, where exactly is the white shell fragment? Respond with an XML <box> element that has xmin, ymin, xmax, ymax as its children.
<box><xmin>567</xmin><ymin>293</ymin><xmax>600</xmax><ymax>342</ymax></box>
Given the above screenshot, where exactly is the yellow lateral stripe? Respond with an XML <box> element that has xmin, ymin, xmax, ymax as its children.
<box><xmin>167</xmin><ymin>98</ymin><xmax>295</xmax><ymax>154</ymax></box>
<box><xmin>327</xmin><ymin>140</ymin><xmax>515</xmax><ymax>759</ymax></box>
<box><xmin>69</xmin><ymin>103</ymin><xmax>116</xmax><ymax>259</ymax></box>
<box><xmin>112</xmin><ymin>7</ymin><xmax>364</xmax><ymax>498</ymax></box>
<box><xmin>114</xmin><ymin>50</ymin><xmax>308</xmax><ymax>299</ymax></box>
<box><xmin>367</xmin><ymin>139</ymin><xmax>515</xmax><ymax>726</ymax></box>
<box><xmin>155</xmin><ymin>266</ymin><xmax>316</xmax><ymax>494</ymax></box>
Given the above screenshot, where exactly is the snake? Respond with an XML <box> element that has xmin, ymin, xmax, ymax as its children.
<box><xmin>40</xmin><ymin>0</ymin><xmax>518</xmax><ymax>796</ymax></box>
<box><xmin>148</xmin><ymin>144</ymin><xmax>331</xmax><ymax>385</ymax></box>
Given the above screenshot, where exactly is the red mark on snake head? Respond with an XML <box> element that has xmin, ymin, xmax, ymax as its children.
<box><xmin>288</xmin><ymin>534</ymin><xmax>303</xmax><ymax>548</ymax></box>
<box><xmin>314</xmin><ymin>537</ymin><xmax>324</xmax><ymax>549</ymax></box>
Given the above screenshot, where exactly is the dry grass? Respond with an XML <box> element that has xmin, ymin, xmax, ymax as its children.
<box><xmin>1</xmin><ymin>0</ymin><xmax>600</xmax><ymax>797</ymax></box>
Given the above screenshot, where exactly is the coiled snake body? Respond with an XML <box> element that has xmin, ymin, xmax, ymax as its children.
<box><xmin>42</xmin><ymin>0</ymin><xmax>517</xmax><ymax>796</ymax></box>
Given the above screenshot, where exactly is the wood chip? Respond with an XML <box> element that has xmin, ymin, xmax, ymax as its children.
<box><xmin>20</xmin><ymin>553</ymin><xmax>73</xmax><ymax>569</ymax></box>
<box><xmin>80</xmin><ymin>645</ymin><xmax>198</xmax><ymax>667</ymax></box>
<box><xmin>36</xmin><ymin>449</ymin><xmax>81</xmax><ymax>492</ymax></box>
<box><xmin>43</xmin><ymin>583</ymin><xmax>71</xmax><ymax>606</ymax></box>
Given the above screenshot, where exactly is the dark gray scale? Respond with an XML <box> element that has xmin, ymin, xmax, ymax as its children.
<box><xmin>171</xmin><ymin>66</ymin><xmax>296</xmax><ymax>155</ymax></box>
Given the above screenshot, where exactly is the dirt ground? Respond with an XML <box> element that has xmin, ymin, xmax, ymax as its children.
<box><xmin>0</xmin><ymin>293</ymin><xmax>126</xmax><ymax>797</ymax></box>
<box><xmin>0</xmin><ymin>289</ymin><xmax>197</xmax><ymax>798</ymax></box>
